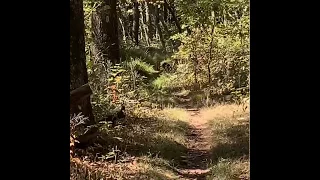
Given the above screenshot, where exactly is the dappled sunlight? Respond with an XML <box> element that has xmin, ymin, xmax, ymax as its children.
<box><xmin>201</xmin><ymin>103</ymin><xmax>249</xmax><ymax>122</ymax></box>
<box><xmin>74</xmin><ymin>106</ymin><xmax>191</xmax><ymax>161</ymax></box>
<box><xmin>160</xmin><ymin>108</ymin><xmax>190</xmax><ymax>122</ymax></box>
<box><xmin>204</xmin><ymin>104</ymin><xmax>250</xmax><ymax>180</ymax></box>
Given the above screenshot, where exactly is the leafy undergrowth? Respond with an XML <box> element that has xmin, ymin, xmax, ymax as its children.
<box><xmin>71</xmin><ymin>107</ymin><xmax>190</xmax><ymax>180</ymax></box>
<box><xmin>202</xmin><ymin>103</ymin><xmax>250</xmax><ymax>180</ymax></box>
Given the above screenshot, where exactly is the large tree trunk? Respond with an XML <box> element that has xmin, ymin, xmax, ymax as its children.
<box><xmin>70</xmin><ymin>0</ymin><xmax>95</xmax><ymax>125</ymax></box>
<box><xmin>133</xmin><ymin>0</ymin><xmax>140</xmax><ymax>46</ymax></box>
<box><xmin>91</xmin><ymin>0</ymin><xmax>120</xmax><ymax>64</ymax></box>
<box><xmin>164</xmin><ymin>0</ymin><xmax>182</xmax><ymax>33</ymax></box>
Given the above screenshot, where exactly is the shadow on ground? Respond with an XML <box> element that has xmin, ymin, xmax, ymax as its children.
<box><xmin>75</xmin><ymin>111</ymin><xmax>190</xmax><ymax>164</ymax></box>
<box><xmin>210</xmin><ymin>122</ymin><xmax>249</xmax><ymax>163</ymax></box>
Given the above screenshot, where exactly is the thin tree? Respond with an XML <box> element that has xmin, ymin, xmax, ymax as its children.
<box><xmin>132</xmin><ymin>0</ymin><xmax>140</xmax><ymax>46</ymax></box>
<box><xmin>118</xmin><ymin>6</ymin><xmax>127</xmax><ymax>43</ymax></box>
<box><xmin>155</xmin><ymin>5</ymin><xmax>165</xmax><ymax>49</ymax></box>
<box><xmin>140</xmin><ymin>5</ymin><xmax>150</xmax><ymax>46</ymax></box>
<box><xmin>207</xmin><ymin>11</ymin><xmax>216</xmax><ymax>84</ymax></box>
<box><xmin>160</xmin><ymin>6</ymin><xmax>170</xmax><ymax>36</ymax></box>
<box><xmin>163</xmin><ymin>1</ymin><xmax>168</xmax><ymax>22</ymax></box>
<box><xmin>127</xmin><ymin>3</ymin><xmax>134</xmax><ymax>40</ymax></box>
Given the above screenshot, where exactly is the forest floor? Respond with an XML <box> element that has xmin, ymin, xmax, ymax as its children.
<box><xmin>71</xmin><ymin>102</ymin><xmax>249</xmax><ymax>180</ymax></box>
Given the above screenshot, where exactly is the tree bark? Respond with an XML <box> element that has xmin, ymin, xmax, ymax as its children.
<box><xmin>70</xmin><ymin>0</ymin><xmax>95</xmax><ymax>124</ymax></box>
<box><xmin>133</xmin><ymin>0</ymin><xmax>140</xmax><ymax>46</ymax></box>
<box><xmin>91</xmin><ymin>0</ymin><xmax>120</xmax><ymax>64</ymax></box>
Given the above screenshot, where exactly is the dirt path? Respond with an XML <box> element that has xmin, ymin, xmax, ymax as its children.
<box><xmin>176</xmin><ymin>108</ymin><xmax>212</xmax><ymax>180</ymax></box>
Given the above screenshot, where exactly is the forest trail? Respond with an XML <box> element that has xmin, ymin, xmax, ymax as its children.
<box><xmin>176</xmin><ymin>108</ymin><xmax>213</xmax><ymax>180</ymax></box>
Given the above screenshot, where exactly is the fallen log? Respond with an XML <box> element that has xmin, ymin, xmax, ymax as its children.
<box><xmin>74</xmin><ymin>105</ymin><xmax>126</xmax><ymax>149</ymax></box>
<box><xmin>70</xmin><ymin>83</ymin><xmax>92</xmax><ymax>107</ymax></box>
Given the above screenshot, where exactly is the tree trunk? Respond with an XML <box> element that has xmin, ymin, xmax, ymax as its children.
<box><xmin>119</xmin><ymin>17</ymin><xmax>126</xmax><ymax>44</ymax></box>
<box><xmin>139</xmin><ymin>18</ymin><xmax>144</xmax><ymax>42</ymax></box>
<box><xmin>163</xmin><ymin>2</ymin><xmax>168</xmax><ymax>22</ymax></box>
<box><xmin>140</xmin><ymin>7</ymin><xmax>150</xmax><ymax>46</ymax></box>
<box><xmin>155</xmin><ymin>6</ymin><xmax>165</xmax><ymax>49</ymax></box>
<box><xmin>160</xmin><ymin>7</ymin><xmax>170</xmax><ymax>36</ymax></box>
<box><xmin>144</xmin><ymin>1</ymin><xmax>150</xmax><ymax>41</ymax></box>
<box><xmin>133</xmin><ymin>0</ymin><xmax>140</xmax><ymax>46</ymax></box>
<box><xmin>208</xmin><ymin>26</ymin><xmax>214</xmax><ymax>84</ymax></box>
<box><xmin>146</xmin><ymin>2</ymin><xmax>155</xmax><ymax>40</ymax></box>
<box><xmin>118</xmin><ymin>7</ymin><xmax>127</xmax><ymax>43</ymax></box>
<box><xmin>208</xmin><ymin>11</ymin><xmax>216</xmax><ymax>84</ymax></box>
<box><xmin>164</xmin><ymin>0</ymin><xmax>181</xmax><ymax>33</ymax></box>
<box><xmin>70</xmin><ymin>0</ymin><xmax>95</xmax><ymax>124</ymax></box>
<box><xmin>127</xmin><ymin>4</ymin><xmax>134</xmax><ymax>40</ymax></box>
<box><xmin>193</xmin><ymin>58</ymin><xmax>198</xmax><ymax>85</ymax></box>
<box><xmin>191</xmin><ymin>49</ymin><xmax>199</xmax><ymax>89</ymax></box>
<box><xmin>92</xmin><ymin>0</ymin><xmax>120</xmax><ymax>64</ymax></box>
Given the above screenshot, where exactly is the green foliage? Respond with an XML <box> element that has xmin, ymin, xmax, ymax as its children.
<box><xmin>152</xmin><ymin>73</ymin><xmax>175</xmax><ymax>90</ymax></box>
<box><xmin>83</xmin><ymin>0</ymin><xmax>250</xmax><ymax>110</ymax></box>
<box><xmin>121</xmin><ymin>45</ymin><xmax>171</xmax><ymax>68</ymax></box>
<box><xmin>83</xmin><ymin>0</ymin><xmax>99</xmax><ymax>62</ymax></box>
<box><xmin>130</xmin><ymin>59</ymin><xmax>159</xmax><ymax>76</ymax></box>
<box><xmin>169</xmin><ymin>0</ymin><xmax>250</xmax><ymax>100</ymax></box>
